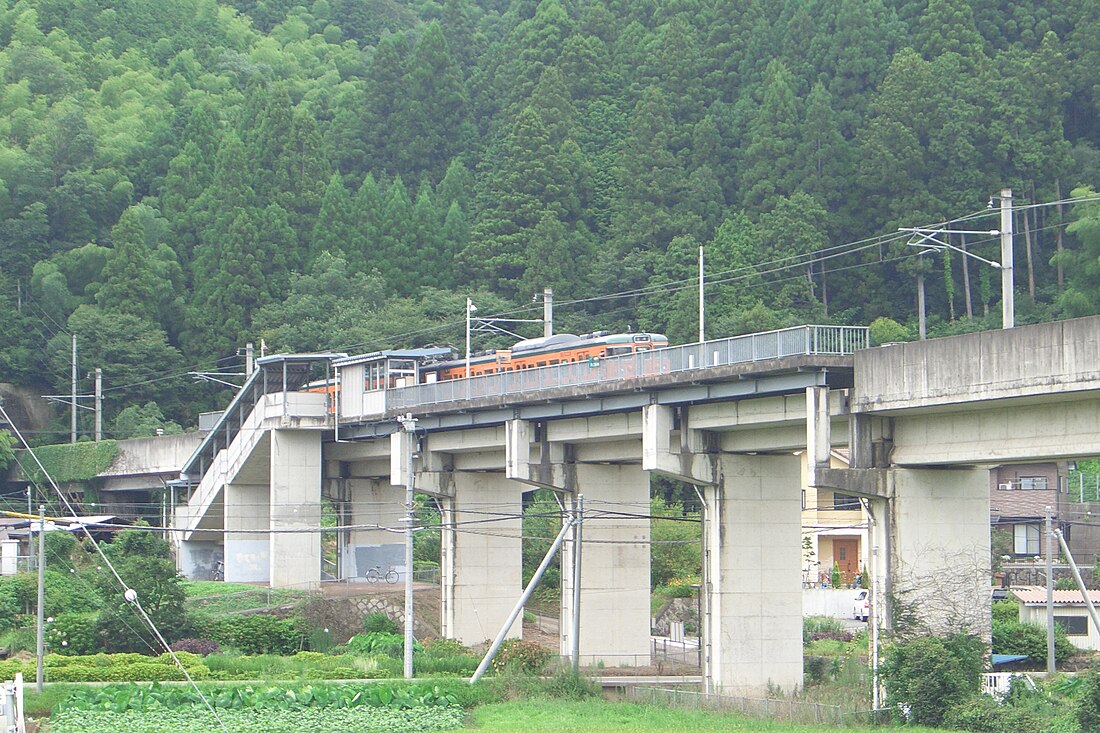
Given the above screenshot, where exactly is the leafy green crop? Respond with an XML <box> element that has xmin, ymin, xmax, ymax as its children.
<box><xmin>56</xmin><ymin>681</ymin><xmax>460</xmax><ymax>712</ymax></box>
<box><xmin>48</xmin><ymin>706</ymin><xmax>466</xmax><ymax>733</ymax></box>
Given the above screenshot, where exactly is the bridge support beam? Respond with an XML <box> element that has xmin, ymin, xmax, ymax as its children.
<box><xmin>560</xmin><ymin>462</ymin><xmax>651</xmax><ymax>666</ymax></box>
<box><xmin>706</xmin><ymin>454</ymin><xmax>803</xmax><ymax>696</ymax></box>
<box><xmin>441</xmin><ymin>470</ymin><xmax>522</xmax><ymax>645</ymax></box>
<box><xmin>884</xmin><ymin>467</ymin><xmax>991</xmax><ymax>638</ymax></box>
<box><xmin>270</xmin><ymin>430</ymin><xmax>322</xmax><ymax>591</ymax></box>
<box><xmin>224</xmin><ymin>482</ymin><xmax>269</xmax><ymax>583</ymax></box>
<box><xmin>506</xmin><ymin>419</ymin><xmax>574</xmax><ymax>491</ymax></box>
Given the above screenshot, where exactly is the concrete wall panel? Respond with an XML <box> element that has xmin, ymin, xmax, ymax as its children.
<box><xmin>270</xmin><ymin>430</ymin><xmax>322</xmax><ymax>590</ymax></box>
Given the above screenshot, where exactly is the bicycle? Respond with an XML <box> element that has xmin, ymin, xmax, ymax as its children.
<box><xmin>365</xmin><ymin>565</ymin><xmax>399</xmax><ymax>584</ymax></box>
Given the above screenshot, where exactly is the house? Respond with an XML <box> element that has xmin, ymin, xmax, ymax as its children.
<box><xmin>991</xmin><ymin>463</ymin><xmax>1066</xmax><ymax>563</ymax></box>
<box><xmin>801</xmin><ymin>449</ymin><xmax>868</xmax><ymax>587</ymax></box>
<box><xmin>1012</xmin><ymin>586</ymin><xmax>1100</xmax><ymax>651</ymax></box>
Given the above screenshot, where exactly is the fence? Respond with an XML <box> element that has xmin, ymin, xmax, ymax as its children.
<box><xmin>388</xmin><ymin>325</ymin><xmax>868</xmax><ymax>413</ymax></box>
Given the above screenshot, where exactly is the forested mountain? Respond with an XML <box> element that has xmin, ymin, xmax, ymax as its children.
<box><xmin>1</xmin><ymin>0</ymin><xmax>1099</xmax><ymax>440</ymax></box>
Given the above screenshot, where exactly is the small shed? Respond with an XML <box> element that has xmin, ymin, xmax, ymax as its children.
<box><xmin>1012</xmin><ymin>586</ymin><xmax>1100</xmax><ymax>650</ymax></box>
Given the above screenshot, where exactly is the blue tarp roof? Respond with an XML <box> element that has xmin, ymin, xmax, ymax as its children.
<box><xmin>991</xmin><ymin>654</ymin><xmax>1028</xmax><ymax>666</ymax></box>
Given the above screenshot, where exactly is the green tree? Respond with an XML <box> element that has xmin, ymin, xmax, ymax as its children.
<box><xmin>1055</xmin><ymin>188</ymin><xmax>1100</xmax><ymax>317</ymax></box>
<box><xmin>881</xmin><ymin>634</ymin><xmax>984</xmax><ymax>727</ymax></box>
<box><xmin>112</xmin><ymin>402</ymin><xmax>183</xmax><ymax>440</ymax></box>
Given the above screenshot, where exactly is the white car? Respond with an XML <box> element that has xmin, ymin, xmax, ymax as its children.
<box><xmin>853</xmin><ymin>589</ymin><xmax>870</xmax><ymax>622</ymax></box>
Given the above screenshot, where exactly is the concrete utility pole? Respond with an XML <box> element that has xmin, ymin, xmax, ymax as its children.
<box><xmin>465</xmin><ymin>298</ymin><xmax>476</xmax><ymax>381</ymax></box>
<box><xmin>698</xmin><ymin>245</ymin><xmax>705</xmax><ymax>344</ymax></box>
<box><xmin>245</xmin><ymin>342</ymin><xmax>255</xmax><ymax>377</ymax></box>
<box><xmin>570</xmin><ymin>494</ymin><xmax>583</xmax><ymax>673</ymax></box>
<box><xmin>94</xmin><ymin>368</ymin><xmax>102</xmax><ymax>443</ymax></box>
<box><xmin>1046</xmin><ymin>505</ymin><xmax>1055</xmax><ymax>674</ymax></box>
<box><xmin>399</xmin><ymin>415</ymin><xmax>418</xmax><ymax>680</ymax></box>
<box><xmin>1000</xmin><ymin>189</ymin><xmax>1014</xmax><ymax>329</ymax></box>
<box><xmin>543</xmin><ymin>288</ymin><xmax>553</xmax><ymax>338</ymax></box>
<box><xmin>35</xmin><ymin>506</ymin><xmax>45</xmax><ymax>693</ymax></box>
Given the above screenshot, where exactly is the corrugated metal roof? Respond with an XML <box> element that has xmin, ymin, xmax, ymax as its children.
<box><xmin>1011</xmin><ymin>586</ymin><xmax>1100</xmax><ymax>605</ymax></box>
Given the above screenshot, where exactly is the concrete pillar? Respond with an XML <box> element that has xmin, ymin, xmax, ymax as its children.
<box><xmin>344</xmin><ymin>478</ymin><xmax>406</xmax><ymax>581</ymax></box>
<box><xmin>224</xmin><ymin>483</ymin><xmax>270</xmax><ymax>583</ymax></box>
<box><xmin>270</xmin><ymin>430</ymin><xmax>322</xmax><ymax>590</ymax></box>
<box><xmin>560</xmin><ymin>463</ymin><xmax>651</xmax><ymax>666</ymax></box>
<box><xmin>706</xmin><ymin>454</ymin><xmax>803</xmax><ymax>695</ymax></box>
<box><xmin>442</xmin><ymin>471</ymin><xmax>522</xmax><ymax>645</ymax></box>
<box><xmin>886</xmin><ymin>467</ymin><xmax>990</xmax><ymax>639</ymax></box>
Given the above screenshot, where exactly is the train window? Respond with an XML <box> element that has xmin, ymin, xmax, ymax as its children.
<box><xmin>606</xmin><ymin>346</ymin><xmax>632</xmax><ymax>356</ymax></box>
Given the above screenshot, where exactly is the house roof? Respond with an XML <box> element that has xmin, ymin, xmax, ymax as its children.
<box><xmin>1011</xmin><ymin>586</ymin><xmax>1100</xmax><ymax>606</ymax></box>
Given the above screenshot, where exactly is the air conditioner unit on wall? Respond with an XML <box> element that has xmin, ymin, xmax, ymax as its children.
<box><xmin>999</xmin><ymin>483</ymin><xmax>1013</xmax><ymax>491</ymax></box>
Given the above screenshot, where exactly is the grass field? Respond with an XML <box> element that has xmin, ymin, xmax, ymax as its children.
<box><xmin>464</xmin><ymin>699</ymin><xmax>951</xmax><ymax>732</ymax></box>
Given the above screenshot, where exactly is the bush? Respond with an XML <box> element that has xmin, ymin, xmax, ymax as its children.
<box><xmin>992</xmin><ymin>619</ymin><xmax>1075</xmax><ymax>661</ymax></box>
<box><xmin>491</xmin><ymin>639</ymin><xmax>551</xmax><ymax>674</ymax></box>
<box><xmin>362</xmin><ymin>612</ymin><xmax>399</xmax><ymax>635</ymax></box>
<box><xmin>991</xmin><ymin>599</ymin><xmax>1020</xmax><ymax>625</ymax></box>
<box><xmin>944</xmin><ymin>694</ymin><xmax>1042</xmax><ymax>732</ymax></box>
<box><xmin>169</xmin><ymin>638</ymin><xmax>221</xmax><ymax>655</ymax></box>
<box><xmin>1078</xmin><ymin>670</ymin><xmax>1100</xmax><ymax>732</ymax></box>
<box><xmin>346</xmin><ymin>631</ymin><xmax>419</xmax><ymax>658</ymax></box>
<box><xmin>804</xmin><ymin>655</ymin><xmax>830</xmax><ymax>686</ymax></box>
<box><xmin>46</xmin><ymin>613</ymin><xmax>99</xmax><ymax>655</ymax></box>
<box><xmin>191</xmin><ymin>614</ymin><xmax>303</xmax><ymax>655</ymax></box>
<box><xmin>881</xmin><ymin>634</ymin><xmax>984</xmax><ymax>727</ymax></box>
<box><xmin>421</xmin><ymin>638</ymin><xmax>470</xmax><ymax>657</ymax></box>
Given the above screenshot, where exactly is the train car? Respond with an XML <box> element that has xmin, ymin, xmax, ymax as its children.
<box><xmin>423</xmin><ymin>331</ymin><xmax>670</xmax><ymax>381</ymax></box>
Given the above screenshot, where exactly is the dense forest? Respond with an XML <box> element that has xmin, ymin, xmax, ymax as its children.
<box><xmin>1</xmin><ymin>0</ymin><xmax>1099</xmax><ymax>440</ymax></box>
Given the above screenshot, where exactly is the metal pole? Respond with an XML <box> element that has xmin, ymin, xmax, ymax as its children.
<box><xmin>1054</xmin><ymin>528</ymin><xmax>1100</xmax><ymax>636</ymax></box>
<box><xmin>571</xmin><ymin>494</ymin><xmax>583</xmax><ymax>672</ymax></box>
<box><xmin>401</xmin><ymin>415</ymin><xmax>417</xmax><ymax>680</ymax></box>
<box><xmin>70</xmin><ymin>334</ymin><xmax>77</xmax><ymax>443</ymax></box>
<box><xmin>698</xmin><ymin>245</ymin><xmax>705</xmax><ymax>343</ymax></box>
<box><xmin>470</xmin><ymin>514</ymin><xmax>575</xmax><ymax>684</ymax></box>
<box><xmin>465</xmin><ymin>298</ymin><xmax>474</xmax><ymax>380</ymax></box>
<box><xmin>543</xmin><ymin>288</ymin><xmax>553</xmax><ymax>338</ymax></box>
<box><xmin>35</xmin><ymin>506</ymin><xmax>45</xmax><ymax>693</ymax></box>
<box><xmin>1046</xmin><ymin>505</ymin><xmax>1055</xmax><ymax>674</ymax></box>
<box><xmin>1000</xmin><ymin>188</ymin><xmax>1014</xmax><ymax>329</ymax></box>
<box><xmin>94</xmin><ymin>368</ymin><xmax>102</xmax><ymax>443</ymax></box>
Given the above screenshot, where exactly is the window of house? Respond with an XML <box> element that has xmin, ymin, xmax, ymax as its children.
<box><xmin>1054</xmin><ymin>615</ymin><xmax>1089</xmax><ymax>636</ymax></box>
<box><xmin>1014</xmin><ymin>524</ymin><xmax>1041</xmax><ymax>555</ymax></box>
<box><xmin>1018</xmin><ymin>476</ymin><xmax>1049</xmax><ymax>490</ymax></box>
<box><xmin>833</xmin><ymin>493</ymin><xmax>860</xmax><ymax>511</ymax></box>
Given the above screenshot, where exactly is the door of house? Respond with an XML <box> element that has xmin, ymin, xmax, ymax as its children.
<box><xmin>833</xmin><ymin>539</ymin><xmax>859</xmax><ymax>582</ymax></box>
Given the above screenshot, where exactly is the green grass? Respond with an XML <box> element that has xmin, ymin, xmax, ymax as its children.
<box><xmin>182</xmin><ymin>581</ymin><xmax>308</xmax><ymax>614</ymax></box>
<box><xmin>466</xmin><ymin>699</ymin><xmax>950</xmax><ymax>732</ymax></box>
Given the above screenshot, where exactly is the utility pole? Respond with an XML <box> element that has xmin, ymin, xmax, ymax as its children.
<box><xmin>1000</xmin><ymin>188</ymin><xmax>1015</xmax><ymax>329</ymax></box>
<box><xmin>35</xmin><ymin>505</ymin><xmax>45</xmax><ymax>693</ymax></box>
<box><xmin>571</xmin><ymin>494</ymin><xmax>583</xmax><ymax>673</ymax></box>
<box><xmin>399</xmin><ymin>415</ymin><xmax>418</xmax><ymax>680</ymax></box>
<box><xmin>1046</xmin><ymin>505</ymin><xmax>1055</xmax><ymax>674</ymax></box>
<box><xmin>465</xmin><ymin>298</ymin><xmax>476</xmax><ymax>381</ymax></box>
<box><xmin>245</xmin><ymin>342</ymin><xmax>255</xmax><ymax>377</ymax></box>
<box><xmin>94</xmin><ymin>368</ymin><xmax>102</xmax><ymax>443</ymax></box>
<box><xmin>916</xmin><ymin>271</ymin><xmax>927</xmax><ymax>340</ymax></box>
<box><xmin>542</xmin><ymin>288</ymin><xmax>553</xmax><ymax>338</ymax></box>
<box><xmin>70</xmin><ymin>335</ymin><xmax>77</xmax><ymax>443</ymax></box>
<box><xmin>698</xmin><ymin>246</ymin><xmax>705</xmax><ymax>343</ymax></box>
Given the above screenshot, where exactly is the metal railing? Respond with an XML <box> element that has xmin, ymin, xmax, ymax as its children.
<box><xmin>389</xmin><ymin>325</ymin><xmax>867</xmax><ymax>413</ymax></box>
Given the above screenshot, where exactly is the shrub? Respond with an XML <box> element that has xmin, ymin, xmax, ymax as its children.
<box><xmin>362</xmin><ymin>612</ymin><xmax>399</xmax><ymax>635</ymax></box>
<box><xmin>347</xmin><ymin>631</ymin><xmax>419</xmax><ymax>658</ymax></box>
<box><xmin>803</xmin><ymin>616</ymin><xmax>843</xmax><ymax>644</ymax></box>
<box><xmin>944</xmin><ymin>694</ymin><xmax>1042</xmax><ymax>732</ymax></box>
<box><xmin>881</xmin><ymin>634</ymin><xmax>984</xmax><ymax>727</ymax></box>
<box><xmin>1078</xmin><ymin>670</ymin><xmax>1100</xmax><ymax>732</ymax></box>
<box><xmin>46</xmin><ymin>612</ymin><xmax>99</xmax><ymax>655</ymax></box>
<box><xmin>992</xmin><ymin>619</ymin><xmax>1074</xmax><ymax>661</ymax></box>
<box><xmin>491</xmin><ymin>639</ymin><xmax>550</xmax><ymax>674</ymax></box>
<box><xmin>192</xmin><ymin>614</ymin><xmax>303</xmax><ymax>655</ymax></box>
<box><xmin>421</xmin><ymin>638</ymin><xmax>470</xmax><ymax>657</ymax></box>
<box><xmin>804</xmin><ymin>655</ymin><xmax>830</xmax><ymax>686</ymax></box>
<box><xmin>991</xmin><ymin>599</ymin><xmax>1020</xmax><ymax>625</ymax></box>
<box><xmin>169</xmin><ymin>638</ymin><xmax>221</xmax><ymax>656</ymax></box>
